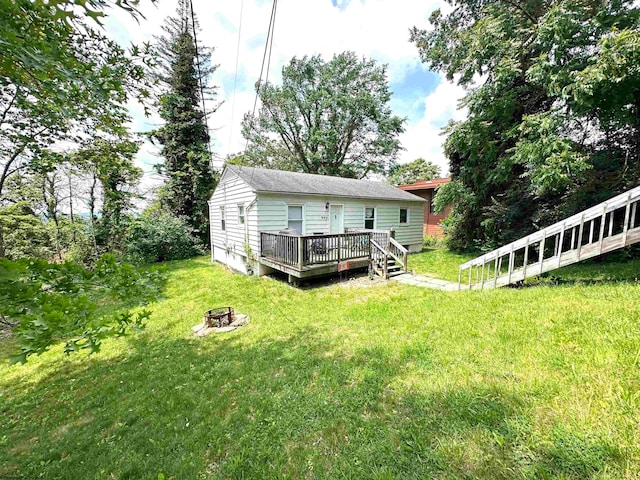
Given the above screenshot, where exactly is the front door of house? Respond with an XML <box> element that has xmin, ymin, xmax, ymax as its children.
<box><xmin>329</xmin><ymin>204</ymin><xmax>344</xmax><ymax>234</ymax></box>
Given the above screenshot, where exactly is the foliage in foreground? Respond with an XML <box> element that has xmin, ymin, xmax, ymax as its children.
<box><xmin>0</xmin><ymin>255</ymin><xmax>163</xmax><ymax>363</ymax></box>
<box><xmin>1</xmin><ymin>256</ymin><xmax>639</xmax><ymax>478</ymax></box>
<box><xmin>412</xmin><ymin>0</ymin><xmax>640</xmax><ymax>251</ymax></box>
<box><xmin>242</xmin><ymin>51</ymin><xmax>405</xmax><ymax>179</ymax></box>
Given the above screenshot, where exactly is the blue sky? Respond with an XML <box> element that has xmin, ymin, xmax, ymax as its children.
<box><xmin>105</xmin><ymin>0</ymin><xmax>467</xmax><ymax>187</ymax></box>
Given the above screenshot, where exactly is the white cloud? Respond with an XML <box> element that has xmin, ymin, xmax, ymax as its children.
<box><xmin>399</xmin><ymin>79</ymin><xmax>468</xmax><ymax>175</ymax></box>
<box><xmin>105</xmin><ymin>0</ymin><xmax>467</xmax><ymax>178</ymax></box>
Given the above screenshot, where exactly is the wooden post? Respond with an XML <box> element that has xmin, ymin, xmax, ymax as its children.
<box><xmin>507</xmin><ymin>244</ymin><xmax>515</xmax><ymax>285</ymax></box>
<box><xmin>297</xmin><ymin>236</ymin><xmax>304</xmax><ymax>270</ymax></box>
<box><xmin>538</xmin><ymin>233</ymin><xmax>546</xmax><ymax>271</ymax></box>
<box><xmin>588</xmin><ymin>219</ymin><xmax>594</xmax><ymax>244</ymax></box>
<box><xmin>494</xmin><ymin>256</ymin><xmax>501</xmax><ymax>288</ymax></box>
<box><xmin>623</xmin><ymin>192</ymin><xmax>632</xmax><ymax>245</ymax></box>
<box><xmin>480</xmin><ymin>260</ymin><xmax>485</xmax><ymax>290</ymax></box>
<box><xmin>468</xmin><ymin>265</ymin><xmax>472</xmax><ymax>288</ymax></box>
<box><xmin>576</xmin><ymin>213</ymin><xmax>585</xmax><ymax>261</ymax></box>
<box><xmin>557</xmin><ymin>222</ymin><xmax>566</xmax><ymax>266</ymax></box>
<box><xmin>598</xmin><ymin>204</ymin><xmax>607</xmax><ymax>254</ymax></box>
<box><xmin>522</xmin><ymin>239</ymin><xmax>529</xmax><ymax>280</ymax></box>
<box><xmin>631</xmin><ymin>202</ymin><xmax>638</xmax><ymax>230</ymax></box>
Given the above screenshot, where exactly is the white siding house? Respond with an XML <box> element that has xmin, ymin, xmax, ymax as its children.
<box><xmin>209</xmin><ymin>165</ymin><xmax>426</xmax><ymax>278</ymax></box>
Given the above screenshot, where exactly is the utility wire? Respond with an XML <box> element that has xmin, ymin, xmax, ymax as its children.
<box><xmin>227</xmin><ymin>0</ymin><xmax>244</xmax><ymax>156</ymax></box>
<box><xmin>246</xmin><ymin>0</ymin><xmax>278</xmax><ymax>153</ymax></box>
<box><xmin>264</xmin><ymin>0</ymin><xmax>277</xmax><ymax>88</ymax></box>
<box><xmin>188</xmin><ymin>0</ymin><xmax>215</xmax><ymax>169</ymax></box>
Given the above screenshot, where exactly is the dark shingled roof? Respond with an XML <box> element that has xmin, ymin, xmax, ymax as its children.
<box><xmin>226</xmin><ymin>165</ymin><xmax>425</xmax><ymax>202</ymax></box>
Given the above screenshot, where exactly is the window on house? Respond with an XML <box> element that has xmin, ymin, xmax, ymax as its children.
<box><xmin>430</xmin><ymin>195</ymin><xmax>437</xmax><ymax>215</ymax></box>
<box><xmin>238</xmin><ymin>204</ymin><xmax>245</xmax><ymax>224</ymax></box>
<box><xmin>287</xmin><ymin>205</ymin><xmax>303</xmax><ymax>234</ymax></box>
<box><xmin>365</xmin><ymin>207</ymin><xmax>376</xmax><ymax>230</ymax></box>
<box><xmin>399</xmin><ymin>208</ymin><xmax>409</xmax><ymax>224</ymax></box>
<box><xmin>220</xmin><ymin>206</ymin><xmax>225</xmax><ymax>231</ymax></box>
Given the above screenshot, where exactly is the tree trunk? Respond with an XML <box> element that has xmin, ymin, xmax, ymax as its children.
<box><xmin>89</xmin><ymin>174</ymin><xmax>98</xmax><ymax>255</ymax></box>
<box><xmin>67</xmin><ymin>168</ymin><xmax>76</xmax><ymax>243</ymax></box>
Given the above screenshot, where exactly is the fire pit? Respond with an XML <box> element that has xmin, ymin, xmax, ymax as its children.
<box><xmin>204</xmin><ymin>307</ymin><xmax>234</xmax><ymax>328</ymax></box>
<box><xmin>193</xmin><ymin>307</ymin><xmax>249</xmax><ymax>336</ymax></box>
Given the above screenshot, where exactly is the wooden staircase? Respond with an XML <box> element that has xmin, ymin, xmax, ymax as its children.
<box><xmin>371</xmin><ymin>236</ymin><xmax>408</xmax><ymax>279</ymax></box>
<box><xmin>458</xmin><ymin>185</ymin><xmax>640</xmax><ymax>290</ymax></box>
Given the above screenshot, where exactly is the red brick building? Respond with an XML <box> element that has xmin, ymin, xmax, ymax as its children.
<box><xmin>398</xmin><ymin>177</ymin><xmax>452</xmax><ymax>237</ymax></box>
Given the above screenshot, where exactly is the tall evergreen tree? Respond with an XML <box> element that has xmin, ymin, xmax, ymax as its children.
<box><xmin>151</xmin><ymin>0</ymin><xmax>218</xmax><ymax>244</ymax></box>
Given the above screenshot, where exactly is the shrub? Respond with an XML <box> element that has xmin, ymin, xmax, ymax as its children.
<box><xmin>423</xmin><ymin>234</ymin><xmax>447</xmax><ymax>249</ymax></box>
<box><xmin>124</xmin><ymin>210</ymin><xmax>203</xmax><ymax>264</ymax></box>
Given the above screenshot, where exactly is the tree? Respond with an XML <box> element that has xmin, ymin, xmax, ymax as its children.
<box><xmin>150</xmin><ymin>0</ymin><xmax>218</xmax><ymax>245</ymax></box>
<box><xmin>0</xmin><ymin>0</ymin><xmax>154</xmax><ymax>258</ymax></box>
<box><xmin>74</xmin><ymin>139</ymin><xmax>143</xmax><ymax>253</ymax></box>
<box><xmin>411</xmin><ymin>0</ymin><xmax>640</xmax><ymax>251</ymax></box>
<box><xmin>388</xmin><ymin>158</ymin><xmax>441</xmax><ymax>185</ymax></box>
<box><xmin>242</xmin><ymin>52</ymin><xmax>405</xmax><ymax>179</ymax></box>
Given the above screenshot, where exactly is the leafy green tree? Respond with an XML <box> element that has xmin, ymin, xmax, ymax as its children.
<box><xmin>0</xmin><ymin>254</ymin><xmax>162</xmax><ymax>364</ymax></box>
<box><xmin>150</xmin><ymin>0</ymin><xmax>218</xmax><ymax>245</ymax></box>
<box><xmin>411</xmin><ymin>0</ymin><xmax>640</xmax><ymax>250</ymax></box>
<box><xmin>388</xmin><ymin>158</ymin><xmax>441</xmax><ymax>185</ymax></box>
<box><xmin>74</xmin><ymin>139</ymin><xmax>143</xmax><ymax>252</ymax></box>
<box><xmin>0</xmin><ymin>1</ymin><xmax>152</xmax><ymax>196</ymax></box>
<box><xmin>242</xmin><ymin>52</ymin><xmax>405</xmax><ymax>179</ymax></box>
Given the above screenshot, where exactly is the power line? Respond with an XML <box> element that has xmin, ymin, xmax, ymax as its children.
<box><xmin>227</xmin><ymin>0</ymin><xmax>244</xmax><ymax>157</ymax></box>
<box><xmin>188</xmin><ymin>0</ymin><xmax>215</xmax><ymax>170</ymax></box>
<box><xmin>264</xmin><ymin>0</ymin><xmax>277</xmax><ymax>88</ymax></box>
<box><xmin>245</xmin><ymin>0</ymin><xmax>278</xmax><ymax>152</ymax></box>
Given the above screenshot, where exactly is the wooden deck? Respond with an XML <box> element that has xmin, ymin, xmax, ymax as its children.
<box><xmin>259</xmin><ymin>230</ymin><xmax>403</xmax><ymax>281</ymax></box>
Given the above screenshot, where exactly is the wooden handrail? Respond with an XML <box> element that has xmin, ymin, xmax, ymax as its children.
<box><xmin>389</xmin><ymin>237</ymin><xmax>408</xmax><ymax>271</ymax></box>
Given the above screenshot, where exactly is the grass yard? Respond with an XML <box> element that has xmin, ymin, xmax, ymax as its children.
<box><xmin>2</xmin><ymin>253</ymin><xmax>640</xmax><ymax>479</ymax></box>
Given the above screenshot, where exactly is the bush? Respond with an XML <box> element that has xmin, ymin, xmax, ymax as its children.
<box><xmin>423</xmin><ymin>234</ymin><xmax>447</xmax><ymax>249</ymax></box>
<box><xmin>124</xmin><ymin>210</ymin><xmax>203</xmax><ymax>264</ymax></box>
<box><xmin>0</xmin><ymin>202</ymin><xmax>51</xmax><ymax>259</ymax></box>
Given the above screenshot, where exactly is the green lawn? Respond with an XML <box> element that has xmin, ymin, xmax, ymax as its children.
<box><xmin>2</xmin><ymin>254</ymin><xmax>640</xmax><ymax>479</ymax></box>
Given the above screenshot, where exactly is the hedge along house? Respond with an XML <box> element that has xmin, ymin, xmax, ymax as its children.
<box><xmin>209</xmin><ymin>165</ymin><xmax>426</xmax><ymax>282</ymax></box>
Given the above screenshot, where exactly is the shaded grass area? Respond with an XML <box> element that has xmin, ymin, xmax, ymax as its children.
<box><xmin>1</xmin><ymin>256</ymin><xmax>640</xmax><ymax>478</ymax></box>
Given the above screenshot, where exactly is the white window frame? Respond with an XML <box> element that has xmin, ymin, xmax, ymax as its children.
<box><xmin>238</xmin><ymin>204</ymin><xmax>245</xmax><ymax>225</ymax></box>
<box><xmin>287</xmin><ymin>204</ymin><xmax>305</xmax><ymax>234</ymax></box>
<box><xmin>220</xmin><ymin>206</ymin><xmax>226</xmax><ymax>231</ymax></box>
<box><xmin>399</xmin><ymin>207</ymin><xmax>410</xmax><ymax>225</ymax></box>
<box><xmin>364</xmin><ymin>206</ymin><xmax>376</xmax><ymax>230</ymax></box>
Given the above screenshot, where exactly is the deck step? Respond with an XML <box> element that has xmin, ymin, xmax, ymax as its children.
<box><xmin>459</xmin><ymin>184</ymin><xmax>640</xmax><ymax>289</ymax></box>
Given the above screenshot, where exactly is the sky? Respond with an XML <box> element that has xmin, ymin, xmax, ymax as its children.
<box><xmin>104</xmin><ymin>0</ymin><xmax>468</xmax><ymax>189</ymax></box>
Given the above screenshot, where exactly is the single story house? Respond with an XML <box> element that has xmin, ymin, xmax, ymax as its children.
<box><xmin>209</xmin><ymin>165</ymin><xmax>426</xmax><ymax>279</ymax></box>
<box><xmin>398</xmin><ymin>177</ymin><xmax>452</xmax><ymax>237</ymax></box>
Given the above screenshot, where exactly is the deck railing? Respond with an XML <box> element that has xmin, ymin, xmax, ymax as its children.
<box><xmin>260</xmin><ymin>231</ymin><xmax>373</xmax><ymax>270</ymax></box>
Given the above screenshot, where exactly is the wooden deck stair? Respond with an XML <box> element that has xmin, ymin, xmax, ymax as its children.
<box><xmin>458</xmin><ymin>185</ymin><xmax>640</xmax><ymax>290</ymax></box>
<box><xmin>370</xmin><ymin>236</ymin><xmax>409</xmax><ymax>279</ymax></box>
